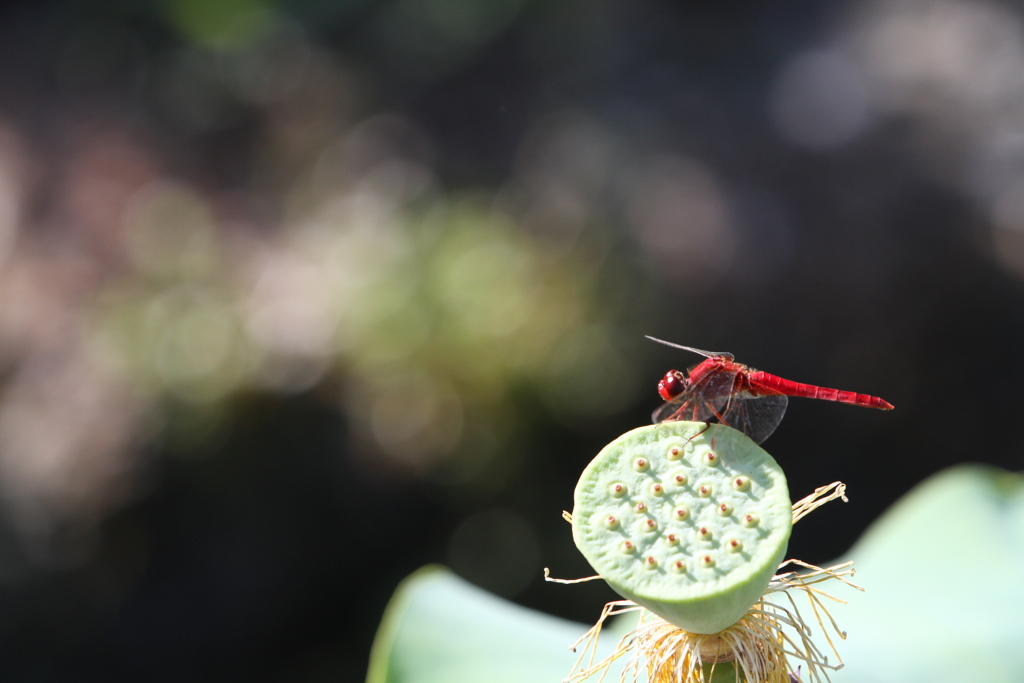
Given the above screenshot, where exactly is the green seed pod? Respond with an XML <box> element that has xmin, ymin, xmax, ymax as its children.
<box><xmin>572</xmin><ymin>422</ymin><xmax>791</xmax><ymax>634</ymax></box>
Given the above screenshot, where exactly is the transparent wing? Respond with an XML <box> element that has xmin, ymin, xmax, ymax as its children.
<box><xmin>719</xmin><ymin>393</ymin><xmax>789</xmax><ymax>444</ymax></box>
<box><xmin>645</xmin><ymin>336</ymin><xmax>734</xmax><ymax>360</ymax></box>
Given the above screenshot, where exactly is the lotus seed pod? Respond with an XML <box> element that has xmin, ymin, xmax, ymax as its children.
<box><xmin>572</xmin><ymin>422</ymin><xmax>791</xmax><ymax>634</ymax></box>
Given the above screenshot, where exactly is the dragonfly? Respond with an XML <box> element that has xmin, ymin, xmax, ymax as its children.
<box><xmin>648</xmin><ymin>336</ymin><xmax>894</xmax><ymax>444</ymax></box>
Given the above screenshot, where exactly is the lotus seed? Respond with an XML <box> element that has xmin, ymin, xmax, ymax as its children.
<box><xmin>701</xmin><ymin>555</ymin><xmax>715</xmax><ymax>567</ymax></box>
<box><xmin>610</xmin><ymin>483</ymin><xmax>627</xmax><ymax>497</ymax></box>
<box><xmin>718</xmin><ymin>502</ymin><xmax>733</xmax><ymax>516</ymax></box>
<box><xmin>673</xmin><ymin>506</ymin><xmax>689</xmax><ymax>521</ymax></box>
<box><xmin>698</xmin><ymin>527</ymin><xmax>712</xmax><ymax>540</ymax></box>
<box><xmin>651</xmin><ymin>483</ymin><xmax>665</xmax><ymax>496</ymax></box>
<box><xmin>743</xmin><ymin>513</ymin><xmax>759</xmax><ymax>527</ymax></box>
<box><xmin>733</xmin><ymin>476</ymin><xmax>750</xmax><ymax>491</ymax></box>
<box><xmin>673</xmin><ymin>472</ymin><xmax>688</xmax><ymax>485</ymax></box>
<box><xmin>668</xmin><ymin>446</ymin><xmax>682</xmax><ymax>460</ymax></box>
<box><xmin>729</xmin><ymin>539</ymin><xmax>743</xmax><ymax>552</ymax></box>
<box><xmin>635</xmin><ymin>502</ymin><xmax>647</xmax><ymax>513</ymax></box>
<box><xmin>621</xmin><ymin>540</ymin><xmax>636</xmax><ymax>554</ymax></box>
<box><xmin>645</xmin><ymin>556</ymin><xmax>658</xmax><ymax>569</ymax></box>
<box><xmin>644</xmin><ymin>519</ymin><xmax>658</xmax><ymax>532</ymax></box>
<box><xmin>673</xmin><ymin>560</ymin><xmax>686</xmax><ymax>573</ymax></box>
<box><xmin>698</xmin><ymin>485</ymin><xmax>712</xmax><ymax>497</ymax></box>
<box><xmin>633</xmin><ymin>458</ymin><xmax>649</xmax><ymax>472</ymax></box>
<box><xmin>604</xmin><ymin>515</ymin><xmax>620</xmax><ymax>530</ymax></box>
<box><xmin>704</xmin><ymin>452</ymin><xmax>718</xmax><ymax>466</ymax></box>
<box><xmin>665</xmin><ymin>533</ymin><xmax>679</xmax><ymax>545</ymax></box>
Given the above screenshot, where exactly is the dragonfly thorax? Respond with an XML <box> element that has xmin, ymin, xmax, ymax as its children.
<box><xmin>687</xmin><ymin>357</ymin><xmax>741</xmax><ymax>385</ymax></box>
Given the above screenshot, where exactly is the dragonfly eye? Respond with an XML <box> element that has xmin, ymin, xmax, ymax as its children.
<box><xmin>658</xmin><ymin>370</ymin><xmax>686</xmax><ymax>401</ymax></box>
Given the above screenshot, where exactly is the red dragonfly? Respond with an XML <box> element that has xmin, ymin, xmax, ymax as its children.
<box><xmin>649</xmin><ymin>336</ymin><xmax>893</xmax><ymax>443</ymax></box>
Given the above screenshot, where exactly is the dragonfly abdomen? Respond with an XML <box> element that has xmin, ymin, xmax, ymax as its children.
<box><xmin>747</xmin><ymin>371</ymin><xmax>893</xmax><ymax>410</ymax></box>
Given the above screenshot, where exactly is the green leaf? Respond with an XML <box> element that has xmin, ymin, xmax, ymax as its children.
<box><xmin>833</xmin><ymin>464</ymin><xmax>1024</xmax><ymax>683</ymax></box>
<box><xmin>366</xmin><ymin>565</ymin><xmax>636</xmax><ymax>683</ymax></box>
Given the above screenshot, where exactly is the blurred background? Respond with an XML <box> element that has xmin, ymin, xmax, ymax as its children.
<box><xmin>0</xmin><ymin>0</ymin><xmax>1021</xmax><ymax>679</ymax></box>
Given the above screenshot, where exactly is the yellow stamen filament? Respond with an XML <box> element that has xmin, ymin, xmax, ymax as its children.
<box><xmin>791</xmin><ymin>482</ymin><xmax>848</xmax><ymax>524</ymax></box>
<box><xmin>564</xmin><ymin>560</ymin><xmax>856</xmax><ymax>683</ymax></box>
<box><xmin>543</xmin><ymin>567</ymin><xmax>600</xmax><ymax>584</ymax></box>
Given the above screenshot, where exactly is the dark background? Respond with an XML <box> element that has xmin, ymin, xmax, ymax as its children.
<box><xmin>0</xmin><ymin>0</ymin><xmax>1020</xmax><ymax>680</ymax></box>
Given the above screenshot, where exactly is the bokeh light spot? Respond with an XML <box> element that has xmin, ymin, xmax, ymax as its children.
<box><xmin>628</xmin><ymin>156</ymin><xmax>736</xmax><ymax>286</ymax></box>
<box><xmin>122</xmin><ymin>182</ymin><xmax>219</xmax><ymax>280</ymax></box>
<box><xmin>165</xmin><ymin>0</ymin><xmax>275</xmax><ymax>51</ymax></box>
<box><xmin>770</xmin><ymin>49</ymin><xmax>873</xmax><ymax>149</ymax></box>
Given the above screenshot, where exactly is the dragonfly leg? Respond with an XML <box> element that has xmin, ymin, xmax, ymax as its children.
<box><xmin>663</xmin><ymin>403</ymin><xmax>687</xmax><ymax>422</ymax></box>
<box><xmin>683</xmin><ymin>421</ymin><xmax>711</xmax><ymax>447</ymax></box>
<box><xmin>663</xmin><ymin>401</ymin><xmax>700</xmax><ymax>423</ymax></box>
<box><xmin>679</xmin><ymin>398</ymin><xmax>728</xmax><ymax>444</ymax></box>
<box><xmin>703</xmin><ymin>399</ymin><xmax>730</xmax><ymax>424</ymax></box>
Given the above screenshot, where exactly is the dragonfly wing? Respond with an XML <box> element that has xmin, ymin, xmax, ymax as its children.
<box><xmin>720</xmin><ymin>393</ymin><xmax>789</xmax><ymax>444</ymax></box>
<box><xmin>652</xmin><ymin>396</ymin><xmax>724</xmax><ymax>423</ymax></box>
<box><xmin>652</xmin><ymin>399</ymin><xmax>687</xmax><ymax>423</ymax></box>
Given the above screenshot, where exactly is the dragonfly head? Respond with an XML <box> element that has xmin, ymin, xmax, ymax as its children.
<box><xmin>657</xmin><ymin>369</ymin><xmax>687</xmax><ymax>402</ymax></box>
